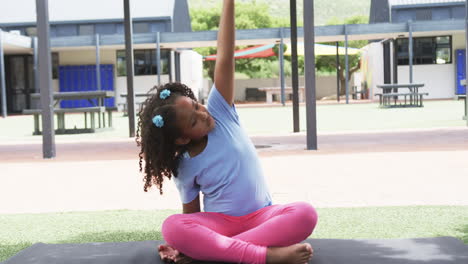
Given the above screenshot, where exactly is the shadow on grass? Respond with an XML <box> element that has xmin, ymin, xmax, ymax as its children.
<box><xmin>458</xmin><ymin>224</ymin><xmax>468</xmax><ymax>244</ymax></box>
<box><xmin>436</xmin><ymin>223</ymin><xmax>468</xmax><ymax>245</ymax></box>
<box><xmin>0</xmin><ymin>242</ymin><xmax>33</xmax><ymax>263</ymax></box>
<box><xmin>0</xmin><ymin>230</ymin><xmax>163</xmax><ymax>263</ymax></box>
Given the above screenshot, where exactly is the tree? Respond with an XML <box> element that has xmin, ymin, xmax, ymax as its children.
<box><xmin>190</xmin><ymin>2</ymin><xmax>290</xmax><ymax>81</ymax></box>
<box><xmin>315</xmin><ymin>15</ymin><xmax>368</xmax><ymax>95</ymax></box>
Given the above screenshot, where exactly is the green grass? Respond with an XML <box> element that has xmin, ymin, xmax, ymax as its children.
<box><xmin>238</xmin><ymin>100</ymin><xmax>466</xmax><ymax>135</ymax></box>
<box><xmin>1</xmin><ymin>206</ymin><xmax>467</xmax><ymax>262</ymax></box>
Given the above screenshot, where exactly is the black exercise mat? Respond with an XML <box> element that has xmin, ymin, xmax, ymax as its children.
<box><xmin>2</xmin><ymin>237</ymin><xmax>468</xmax><ymax>264</ymax></box>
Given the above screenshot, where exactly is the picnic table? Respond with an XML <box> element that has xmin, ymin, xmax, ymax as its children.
<box><xmin>459</xmin><ymin>95</ymin><xmax>467</xmax><ymax>120</ymax></box>
<box><xmin>119</xmin><ymin>93</ymin><xmax>153</xmax><ymax>116</ymax></box>
<box><xmin>24</xmin><ymin>91</ymin><xmax>115</xmax><ymax>135</ymax></box>
<box><xmin>258</xmin><ymin>87</ymin><xmax>305</xmax><ymax>104</ymax></box>
<box><xmin>375</xmin><ymin>83</ymin><xmax>427</xmax><ymax>108</ymax></box>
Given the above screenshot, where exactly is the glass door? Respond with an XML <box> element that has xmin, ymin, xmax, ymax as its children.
<box><xmin>5</xmin><ymin>56</ymin><xmax>33</xmax><ymax>113</ymax></box>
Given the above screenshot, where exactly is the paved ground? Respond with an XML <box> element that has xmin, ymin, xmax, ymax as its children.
<box><xmin>0</xmin><ymin>127</ymin><xmax>467</xmax><ymax>214</ymax></box>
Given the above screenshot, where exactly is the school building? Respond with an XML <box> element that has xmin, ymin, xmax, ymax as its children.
<box><xmin>363</xmin><ymin>0</ymin><xmax>466</xmax><ymax>99</ymax></box>
<box><xmin>1</xmin><ymin>0</ymin><xmax>466</xmax><ymax>116</ymax></box>
<box><xmin>0</xmin><ymin>0</ymin><xmax>203</xmax><ymax>114</ymax></box>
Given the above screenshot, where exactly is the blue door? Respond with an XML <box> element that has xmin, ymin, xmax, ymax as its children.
<box><xmin>456</xmin><ymin>49</ymin><xmax>466</xmax><ymax>95</ymax></box>
<box><xmin>59</xmin><ymin>64</ymin><xmax>115</xmax><ymax>108</ymax></box>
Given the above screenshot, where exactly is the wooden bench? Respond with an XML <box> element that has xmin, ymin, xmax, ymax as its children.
<box><xmin>374</xmin><ymin>92</ymin><xmax>429</xmax><ymax>108</ymax></box>
<box><xmin>22</xmin><ymin>107</ymin><xmax>106</xmax><ymax>135</ymax></box>
<box><xmin>351</xmin><ymin>86</ymin><xmax>366</xmax><ymax>100</ymax></box>
<box><xmin>118</xmin><ymin>102</ymin><xmax>145</xmax><ymax>116</ymax></box>
<box><xmin>258</xmin><ymin>87</ymin><xmax>305</xmax><ymax>104</ymax></box>
<box><xmin>245</xmin><ymin>88</ymin><xmax>267</xmax><ymax>102</ymax></box>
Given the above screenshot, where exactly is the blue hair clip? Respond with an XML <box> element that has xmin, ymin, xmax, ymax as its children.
<box><xmin>152</xmin><ymin>115</ymin><xmax>164</xmax><ymax>128</ymax></box>
<box><xmin>159</xmin><ymin>89</ymin><xmax>171</xmax><ymax>100</ymax></box>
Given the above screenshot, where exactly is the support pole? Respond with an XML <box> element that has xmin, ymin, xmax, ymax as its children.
<box><xmin>33</xmin><ymin>37</ymin><xmax>39</xmax><ymax>92</ymax></box>
<box><xmin>345</xmin><ymin>24</ymin><xmax>349</xmax><ymax>104</ymax></box>
<box><xmin>156</xmin><ymin>31</ymin><xmax>161</xmax><ymax>86</ymax></box>
<box><xmin>95</xmin><ymin>33</ymin><xmax>102</xmax><ymax>127</ymax></box>
<box><xmin>169</xmin><ymin>50</ymin><xmax>175</xmax><ymax>83</ymax></box>
<box><xmin>0</xmin><ymin>30</ymin><xmax>6</xmax><ymax>118</ymax></box>
<box><xmin>392</xmin><ymin>39</ymin><xmax>398</xmax><ymax>84</ymax></box>
<box><xmin>303</xmin><ymin>0</ymin><xmax>317</xmax><ymax>150</ymax></box>
<box><xmin>290</xmin><ymin>0</ymin><xmax>300</xmax><ymax>132</ymax></box>
<box><xmin>279</xmin><ymin>28</ymin><xmax>286</xmax><ymax>106</ymax></box>
<box><xmin>33</xmin><ymin>37</ymin><xmax>39</xmax><ymax>109</ymax></box>
<box><xmin>336</xmin><ymin>41</ymin><xmax>340</xmax><ymax>102</ymax></box>
<box><xmin>408</xmin><ymin>20</ymin><xmax>413</xmax><ymax>84</ymax></box>
<box><xmin>124</xmin><ymin>0</ymin><xmax>136</xmax><ymax>137</ymax></box>
<box><xmin>36</xmin><ymin>0</ymin><xmax>56</xmax><ymax>158</ymax></box>
<box><xmin>465</xmin><ymin>0</ymin><xmax>468</xmax><ymax>126</ymax></box>
<box><xmin>95</xmin><ymin>34</ymin><xmax>101</xmax><ymax>91</ymax></box>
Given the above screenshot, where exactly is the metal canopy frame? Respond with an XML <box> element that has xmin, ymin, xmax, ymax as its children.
<box><xmin>43</xmin><ymin>19</ymin><xmax>464</xmax><ymax>50</ymax></box>
<box><xmin>124</xmin><ymin>0</ymin><xmax>136</xmax><ymax>137</ymax></box>
<box><xmin>465</xmin><ymin>0</ymin><xmax>468</xmax><ymax>127</ymax></box>
<box><xmin>290</xmin><ymin>0</ymin><xmax>300</xmax><ymax>133</ymax></box>
<box><xmin>36</xmin><ymin>0</ymin><xmax>56</xmax><ymax>158</ymax></box>
<box><xmin>303</xmin><ymin>0</ymin><xmax>317</xmax><ymax>150</ymax></box>
<box><xmin>0</xmin><ymin>31</ymin><xmax>6</xmax><ymax>118</ymax></box>
<box><xmin>3</xmin><ymin>3</ymin><xmax>467</xmax><ymax>158</ymax></box>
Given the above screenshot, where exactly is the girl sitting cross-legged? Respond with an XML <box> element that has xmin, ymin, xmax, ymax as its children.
<box><xmin>136</xmin><ymin>1</ymin><xmax>318</xmax><ymax>263</ymax></box>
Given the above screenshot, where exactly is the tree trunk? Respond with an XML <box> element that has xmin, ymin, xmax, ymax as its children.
<box><xmin>339</xmin><ymin>64</ymin><xmax>361</xmax><ymax>96</ymax></box>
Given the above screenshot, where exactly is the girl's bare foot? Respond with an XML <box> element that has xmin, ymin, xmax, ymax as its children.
<box><xmin>158</xmin><ymin>244</ymin><xmax>195</xmax><ymax>264</ymax></box>
<box><xmin>266</xmin><ymin>243</ymin><xmax>313</xmax><ymax>264</ymax></box>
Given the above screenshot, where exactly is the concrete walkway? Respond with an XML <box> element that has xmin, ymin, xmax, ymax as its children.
<box><xmin>0</xmin><ymin>127</ymin><xmax>467</xmax><ymax>214</ymax></box>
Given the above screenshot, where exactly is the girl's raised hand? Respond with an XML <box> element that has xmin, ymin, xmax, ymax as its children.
<box><xmin>214</xmin><ymin>0</ymin><xmax>235</xmax><ymax>106</ymax></box>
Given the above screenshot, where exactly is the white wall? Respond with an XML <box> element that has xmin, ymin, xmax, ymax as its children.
<box><xmin>397</xmin><ymin>64</ymin><xmax>455</xmax><ymax>99</ymax></box>
<box><xmin>452</xmin><ymin>32</ymin><xmax>465</xmax><ymax>50</ymax></box>
<box><xmin>361</xmin><ymin>42</ymin><xmax>384</xmax><ymax>100</ymax></box>
<box><xmin>362</xmin><ymin>33</ymin><xmax>465</xmax><ymax>100</ymax></box>
<box><xmin>179</xmin><ymin>50</ymin><xmax>204</xmax><ymax>100</ymax></box>
<box><xmin>396</xmin><ymin>33</ymin><xmax>464</xmax><ymax>99</ymax></box>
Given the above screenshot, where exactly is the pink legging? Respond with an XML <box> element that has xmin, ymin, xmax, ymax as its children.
<box><xmin>162</xmin><ymin>201</ymin><xmax>318</xmax><ymax>264</ymax></box>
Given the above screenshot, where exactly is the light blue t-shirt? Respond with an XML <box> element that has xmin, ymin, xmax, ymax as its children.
<box><xmin>174</xmin><ymin>85</ymin><xmax>272</xmax><ymax>217</ymax></box>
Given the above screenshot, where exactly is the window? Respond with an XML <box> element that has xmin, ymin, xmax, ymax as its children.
<box><xmin>415</xmin><ymin>9</ymin><xmax>431</xmax><ymax>21</ymax></box>
<box><xmin>432</xmin><ymin>8</ymin><xmax>451</xmax><ymax>20</ymax></box>
<box><xmin>116</xmin><ymin>49</ymin><xmax>170</xmax><ymax>76</ymax></box>
<box><xmin>52</xmin><ymin>53</ymin><xmax>59</xmax><ymax>79</ymax></box>
<box><xmin>396</xmin><ymin>36</ymin><xmax>452</xmax><ymax>65</ymax></box>
<box><xmin>134</xmin><ymin>22</ymin><xmax>150</xmax><ymax>34</ymax></box>
<box><xmin>149</xmin><ymin>22</ymin><xmax>167</xmax><ymax>33</ymax></box>
<box><xmin>55</xmin><ymin>25</ymin><xmax>78</xmax><ymax>37</ymax></box>
<box><xmin>394</xmin><ymin>10</ymin><xmax>416</xmax><ymax>23</ymax></box>
<box><xmin>96</xmin><ymin>24</ymin><xmax>116</xmax><ymax>35</ymax></box>
<box><xmin>79</xmin><ymin>25</ymin><xmax>94</xmax><ymax>36</ymax></box>
<box><xmin>452</xmin><ymin>7</ymin><xmax>465</xmax><ymax>19</ymax></box>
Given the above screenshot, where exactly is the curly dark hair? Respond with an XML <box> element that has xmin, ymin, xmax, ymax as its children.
<box><xmin>136</xmin><ymin>82</ymin><xmax>196</xmax><ymax>194</ymax></box>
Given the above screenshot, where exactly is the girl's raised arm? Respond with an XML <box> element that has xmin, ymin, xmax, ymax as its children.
<box><xmin>214</xmin><ymin>0</ymin><xmax>235</xmax><ymax>106</ymax></box>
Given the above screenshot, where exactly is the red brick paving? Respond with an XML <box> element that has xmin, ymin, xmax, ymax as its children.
<box><xmin>2</xmin><ymin>127</ymin><xmax>467</xmax><ymax>163</ymax></box>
